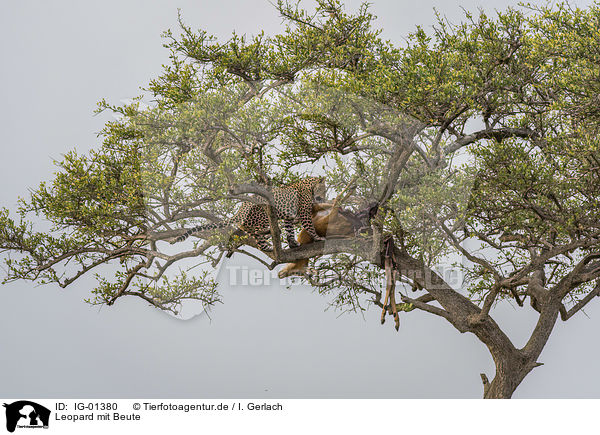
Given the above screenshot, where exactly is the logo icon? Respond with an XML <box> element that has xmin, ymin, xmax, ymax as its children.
<box><xmin>3</xmin><ymin>401</ymin><xmax>50</xmax><ymax>432</ymax></box>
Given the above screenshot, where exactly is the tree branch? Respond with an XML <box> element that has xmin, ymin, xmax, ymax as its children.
<box><xmin>556</xmin><ymin>252</ymin><xmax>600</xmax><ymax>298</ymax></box>
<box><xmin>559</xmin><ymin>282</ymin><xmax>600</xmax><ymax>321</ymax></box>
<box><xmin>443</xmin><ymin>127</ymin><xmax>538</xmax><ymax>154</ymax></box>
<box><xmin>399</xmin><ymin>293</ymin><xmax>452</xmax><ymax>321</ymax></box>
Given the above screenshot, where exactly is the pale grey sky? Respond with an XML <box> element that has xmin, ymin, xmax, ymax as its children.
<box><xmin>1</xmin><ymin>0</ymin><xmax>598</xmax><ymax>398</ymax></box>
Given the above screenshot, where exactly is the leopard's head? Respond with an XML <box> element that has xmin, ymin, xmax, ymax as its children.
<box><xmin>310</xmin><ymin>176</ymin><xmax>327</xmax><ymax>202</ymax></box>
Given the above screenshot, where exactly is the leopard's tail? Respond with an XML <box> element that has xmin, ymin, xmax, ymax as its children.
<box><xmin>173</xmin><ymin>221</ymin><xmax>232</xmax><ymax>243</ymax></box>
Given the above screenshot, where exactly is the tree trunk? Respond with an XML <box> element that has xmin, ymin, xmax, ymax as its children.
<box><xmin>391</xmin><ymin>244</ymin><xmax>562</xmax><ymax>399</ymax></box>
<box><xmin>483</xmin><ymin>357</ymin><xmax>533</xmax><ymax>399</ymax></box>
<box><xmin>482</xmin><ymin>305</ymin><xmax>559</xmax><ymax>398</ymax></box>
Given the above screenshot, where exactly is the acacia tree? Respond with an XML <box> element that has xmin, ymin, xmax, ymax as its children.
<box><xmin>1</xmin><ymin>1</ymin><xmax>599</xmax><ymax>398</ymax></box>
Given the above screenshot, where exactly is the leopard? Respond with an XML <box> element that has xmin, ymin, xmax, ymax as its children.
<box><xmin>172</xmin><ymin>176</ymin><xmax>327</xmax><ymax>251</ymax></box>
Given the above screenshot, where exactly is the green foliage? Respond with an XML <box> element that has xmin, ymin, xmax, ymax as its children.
<box><xmin>1</xmin><ymin>0</ymin><xmax>599</xmax><ymax>317</ymax></box>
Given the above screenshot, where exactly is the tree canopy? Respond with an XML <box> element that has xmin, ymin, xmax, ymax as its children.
<box><xmin>2</xmin><ymin>0</ymin><xmax>599</xmax><ymax>398</ymax></box>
